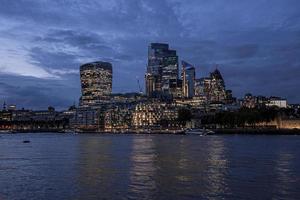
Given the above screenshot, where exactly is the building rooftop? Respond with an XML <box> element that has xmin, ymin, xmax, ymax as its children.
<box><xmin>80</xmin><ymin>61</ymin><xmax>112</xmax><ymax>71</ymax></box>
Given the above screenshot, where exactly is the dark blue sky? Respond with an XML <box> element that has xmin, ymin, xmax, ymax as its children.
<box><xmin>0</xmin><ymin>0</ymin><xmax>300</xmax><ymax>109</ymax></box>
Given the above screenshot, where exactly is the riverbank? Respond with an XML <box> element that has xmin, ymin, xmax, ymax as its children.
<box><xmin>213</xmin><ymin>128</ymin><xmax>300</xmax><ymax>135</ymax></box>
<box><xmin>1</xmin><ymin>128</ymin><xmax>300</xmax><ymax>135</ymax></box>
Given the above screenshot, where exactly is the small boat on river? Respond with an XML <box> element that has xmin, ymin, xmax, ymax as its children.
<box><xmin>185</xmin><ymin>128</ymin><xmax>214</xmax><ymax>136</ymax></box>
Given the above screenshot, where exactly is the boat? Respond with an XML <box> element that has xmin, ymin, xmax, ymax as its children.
<box><xmin>185</xmin><ymin>128</ymin><xmax>214</xmax><ymax>136</ymax></box>
<box><xmin>63</xmin><ymin>129</ymin><xmax>77</xmax><ymax>134</ymax></box>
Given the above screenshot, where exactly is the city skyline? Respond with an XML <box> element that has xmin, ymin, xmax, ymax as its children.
<box><xmin>0</xmin><ymin>0</ymin><xmax>300</xmax><ymax>109</ymax></box>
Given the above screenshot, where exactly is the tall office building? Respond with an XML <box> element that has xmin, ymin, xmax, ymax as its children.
<box><xmin>182</xmin><ymin>61</ymin><xmax>195</xmax><ymax>98</ymax></box>
<box><xmin>194</xmin><ymin>78</ymin><xmax>203</xmax><ymax>97</ymax></box>
<box><xmin>145</xmin><ymin>43</ymin><xmax>178</xmax><ymax>97</ymax></box>
<box><xmin>204</xmin><ymin>68</ymin><xmax>227</xmax><ymax>102</ymax></box>
<box><xmin>80</xmin><ymin>61</ymin><xmax>113</xmax><ymax>107</ymax></box>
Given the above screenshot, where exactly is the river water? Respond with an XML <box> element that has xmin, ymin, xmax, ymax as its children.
<box><xmin>0</xmin><ymin>133</ymin><xmax>299</xmax><ymax>200</ymax></box>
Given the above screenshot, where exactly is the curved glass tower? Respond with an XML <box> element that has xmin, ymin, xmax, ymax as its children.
<box><xmin>80</xmin><ymin>61</ymin><xmax>113</xmax><ymax>107</ymax></box>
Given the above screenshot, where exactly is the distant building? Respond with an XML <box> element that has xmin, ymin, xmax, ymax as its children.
<box><xmin>241</xmin><ymin>94</ymin><xmax>287</xmax><ymax>109</ymax></box>
<box><xmin>8</xmin><ymin>105</ymin><xmax>17</xmax><ymax>111</ymax></box>
<box><xmin>225</xmin><ymin>90</ymin><xmax>236</xmax><ymax>104</ymax></box>
<box><xmin>199</xmin><ymin>68</ymin><xmax>228</xmax><ymax>103</ymax></box>
<box><xmin>80</xmin><ymin>61</ymin><xmax>113</xmax><ymax>107</ymax></box>
<box><xmin>242</xmin><ymin>93</ymin><xmax>257</xmax><ymax>108</ymax></box>
<box><xmin>169</xmin><ymin>79</ymin><xmax>183</xmax><ymax>99</ymax></box>
<box><xmin>109</xmin><ymin>93</ymin><xmax>147</xmax><ymax>105</ymax></box>
<box><xmin>194</xmin><ymin>78</ymin><xmax>203</xmax><ymax>97</ymax></box>
<box><xmin>145</xmin><ymin>43</ymin><xmax>178</xmax><ymax>97</ymax></box>
<box><xmin>0</xmin><ymin>110</ymin><xmax>12</xmax><ymax>124</ymax></box>
<box><xmin>104</xmin><ymin>106</ymin><xmax>132</xmax><ymax>132</ymax></box>
<box><xmin>266</xmin><ymin>97</ymin><xmax>287</xmax><ymax>108</ymax></box>
<box><xmin>71</xmin><ymin>107</ymin><xmax>105</xmax><ymax>132</ymax></box>
<box><xmin>256</xmin><ymin>95</ymin><xmax>268</xmax><ymax>106</ymax></box>
<box><xmin>145</xmin><ymin>73</ymin><xmax>156</xmax><ymax>97</ymax></box>
<box><xmin>175</xmin><ymin>96</ymin><xmax>207</xmax><ymax>109</ymax></box>
<box><xmin>289</xmin><ymin>104</ymin><xmax>300</xmax><ymax>110</ymax></box>
<box><xmin>132</xmin><ymin>101</ymin><xmax>179</xmax><ymax>130</ymax></box>
<box><xmin>182</xmin><ymin>61</ymin><xmax>195</xmax><ymax>98</ymax></box>
<box><xmin>208</xmin><ymin>68</ymin><xmax>227</xmax><ymax>102</ymax></box>
<box><xmin>202</xmin><ymin>77</ymin><xmax>212</xmax><ymax>98</ymax></box>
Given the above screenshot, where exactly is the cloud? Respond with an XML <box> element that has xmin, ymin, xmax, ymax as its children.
<box><xmin>0</xmin><ymin>75</ymin><xmax>79</xmax><ymax>110</ymax></box>
<box><xmin>0</xmin><ymin>0</ymin><xmax>300</xmax><ymax>108</ymax></box>
<box><xmin>0</xmin><ymin>38</ymin><xmax>58</xmax><ymax>79</ymax></box>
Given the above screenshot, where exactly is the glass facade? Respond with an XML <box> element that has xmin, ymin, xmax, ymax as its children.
<box><xmin>201</xmin><ymin>69</ymin><xmax>227</xmax><ymax>102</ymax></box>
<box><xmin>146</xmin><ymin>43</ymin><xmax>178</xmax><ymax>97</ymax></box>
<box><xmin>182</xmin><ymin>61</ymin><xmax>195</xmax><ymax>98</ymax></box>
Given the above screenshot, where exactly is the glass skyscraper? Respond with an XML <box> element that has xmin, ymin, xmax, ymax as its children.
<box><xmin>182</xmin><ymin>61</ymin><xmax>195</xmax><ymax>98</ymax></box>
<box><xmin>145</xmin><ymin>43</ymin><xmax>178</xmax><ymax>97</ymax></box>
<box><xmin>80</xmin><ymin>61</ymin><xmax>113</xmax><ymax>107</ymax></box>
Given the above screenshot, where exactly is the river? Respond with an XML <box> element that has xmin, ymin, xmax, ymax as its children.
<box><xmin>0</xmin><ymin>133</ymin><xmax>299</xmax><ymax>200</ymax></box>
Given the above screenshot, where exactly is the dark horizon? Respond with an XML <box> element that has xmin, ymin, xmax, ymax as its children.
<box><xmin>0</xmin><ymin>0</ymin><xmax>300</xmax><ymax>109</ymax></box>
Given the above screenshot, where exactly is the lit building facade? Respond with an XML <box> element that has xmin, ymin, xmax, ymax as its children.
<box><xmin>80</xmin><ymin>61</ymin><xmax>113</xmax><ymax>107</ymax></box>
<box><xmin>266</xmin><ymin>97</ymin><xmax>287</xmax><ymax>108</ymax></box>
<box><xmin>201</xmin><ymin>68</ymin><xmax>227</xmax><ymax>103</ymax></box>
<box><xmin>169</xmin><ymin>79</ymin><xmax>183</xmax><ymax>99</ymax></box>
<box><xmin>104</xmin><ymin>107</ymin><xmax>132</xmax><ymax>132</ymax></box>
<box><xmin>182</xmin><ymin>61</ymin><xmax>195</xmax><ymax>98</ymax></box>
<box><xmin>208</xmin><ymin>69</ymin><xmax>227</xmax><ymax>102</ymax></box>
<box><xmin>194</xmin><ymin>78</ymin><xmax>203</xmax><ymax>97</ymax></box>
<box><xmin>145</xmin><ymin>43</ymin><xmax>178</xmax><ymax>97</ymax></box>
<box><xmin>132</xmin><ymin>102</ymin><xmax>179</xmax><ymax>130</ymax></box>
<box><xmin>242</xmin><ymin>93</ymin><xmax>257</xmax><ymax>108</ymax></box>
<box><xmin>175</xmin><ymin>96</ymin><xmax>207</xmax><ymax>109</ymax></box>
<box><xmin>70</xmin><ymin>107</ymin><xmax>105</xmax><ymax>132</ymax></box>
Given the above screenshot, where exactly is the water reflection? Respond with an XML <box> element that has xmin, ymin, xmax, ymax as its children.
<box><xmin>76</xmin><ymin>135</ymin><xmax>131</xmax><ymax>200</ymax></box>
<box><xmin>205</xmin><ymin>137</ymin><xmax>230</xmax><ymax>199</ymax></box>
<box><xmin>128</xmin><ymin>136</ymin><xmax>157</xmax><ymax>199</ymax></box>
<box><xmin>176</xmin><ymin>137</ymin><xmax>193</xmax><ymax>182</ymax></box>
<box><xmin>274</xmin><ymin>150</ymin><xmax>297</xmax><ymax>199</ymax></box>
<box><xmin>1</xmin><ymin>134</ymin><xmax>300</xmax><ymax>200</ymax></box>
<box><xmin>78</xmin><ymin>138</ymin><xmax>112</xmax><ymax>185</ymax></box>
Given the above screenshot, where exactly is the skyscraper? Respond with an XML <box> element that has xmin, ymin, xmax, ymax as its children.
<box><xmin>182</xmin><ymin>61</ymin><xmax>195</xmax><ymax>98</ymax></box>
<box><xmin>205</xmin><ymin>68</ymin><xmax>227</xmax><ymax>102</ymax></box>
<box><xmin>194</xmin><ymin>78</ymin><xmax>203</xmax><ymax>97</ymax></box>
<box><xmin>80</xmin><ymin>61</ymin><xmax>113</xmax><ymax>107</ymax></box>
<box><xmin>145</xmin><ymin>43</ymin><xmax>178</xmax><ymax>97</ymax></box>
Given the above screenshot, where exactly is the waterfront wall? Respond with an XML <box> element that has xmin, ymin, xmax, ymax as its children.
<box><xmin>278</xmin><ymin>119</ymin><xmax>300</xmax><ymax>129</ymax></box>
<box><xmin>257</xmin><ymin>118</ymin><xmax>300</xmax><ymax>129</ymax></box>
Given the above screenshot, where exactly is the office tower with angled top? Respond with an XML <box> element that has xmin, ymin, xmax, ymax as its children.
<box><xmin>145</xmin><ymin>43</ymin><xmax>178</xmax><ymax>97</ymax></box>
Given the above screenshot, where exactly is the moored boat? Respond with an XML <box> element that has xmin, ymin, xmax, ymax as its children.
<box><xmin>185</xmin><ymin>128</ymin><xmax>214</xmax><ymax>136</ymax></box>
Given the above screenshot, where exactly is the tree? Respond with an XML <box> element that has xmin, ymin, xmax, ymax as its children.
<box><xmin>177</xmin><ymin>108</ymin><xmax>193</xmax><ymax>125</ymax></box>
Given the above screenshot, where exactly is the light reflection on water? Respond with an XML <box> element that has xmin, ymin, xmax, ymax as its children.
<box><xmin>128</xmin><ymin>137</ymin><xmax>156</xmax><ymax>200</ymax></box>
<box><xmin>274</xmin><ymin>150</ymin><xmax>297</xmax><ymax>199</ymax></box>
<box><xmin>0</xmin><ymin>134</ymin><xmax>299</xmax><ymax>200</ymax></box>
<box><xmin>205</xmin><ymin>139</ymin><xmax>230</xmax><ymax>199</ymax></box>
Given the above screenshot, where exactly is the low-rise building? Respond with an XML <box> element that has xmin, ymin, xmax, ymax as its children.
<box><xmin>70</xmin><ymin>107</ymin><xmax>105</xmax><ymax>132</ymax></box>
<box><xmin>132</xmin><ymin>101</ymin><xmax>179</xmax><ymax>130</ymax></box>
<box><xmin>175</xmin><ymin>96</ymin><xmax>207</xmax><ymax>109</ymax></box>
<box><xmin>266</xmin><ymin>97</ymin><xmax>287</xmax><ymax>108</ymax></box>
<box><xmin>242</xmin><ymin>93</ymin><xmax>257</xmax><ymax>108</ymax></box>
<box><xmin>104</xmin><ymin>106</ymin><xmax>132</xmax><ymax>132</ymax></box>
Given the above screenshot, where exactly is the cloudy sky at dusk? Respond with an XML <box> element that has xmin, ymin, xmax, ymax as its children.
<box><xmin>0</xmin><ymin>0</ymin><xmax>300</xmax><ymax>109</ymax></box>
